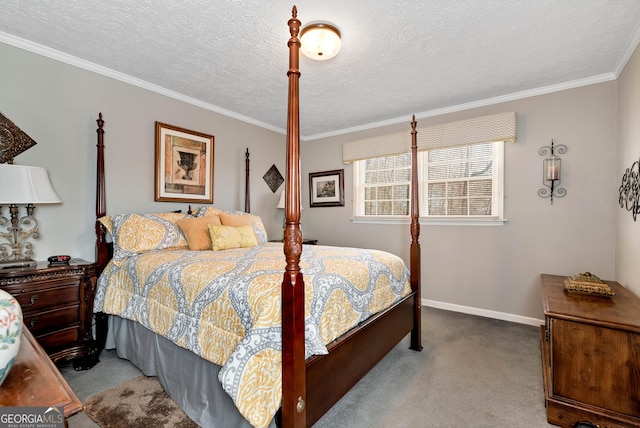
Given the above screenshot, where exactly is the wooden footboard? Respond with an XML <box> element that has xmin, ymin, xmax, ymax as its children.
<box><xmin>305</xmin><ymin>292</ymin><xmax>416</xmax><ymax>426</ymax></box>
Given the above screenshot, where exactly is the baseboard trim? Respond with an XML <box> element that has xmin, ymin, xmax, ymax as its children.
<box><xmin>423</xmin><ymin>299</ymin><xmax>544</xmax><ymax>327</ymax></box>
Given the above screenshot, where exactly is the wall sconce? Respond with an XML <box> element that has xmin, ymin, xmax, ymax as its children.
<box><xmin>0</xmin><ymin>164</ymin><xmax>61</xmax><ymax>268</ymax></box>
<box><xmin>538</xmin><ymin>140</ymin><xmax>567</xmax><ymax>204</ymax></box>
<box><xmin>300</xmin><ymin>22</ymin><xmax>342</xmax><ymax>60</ymax></box>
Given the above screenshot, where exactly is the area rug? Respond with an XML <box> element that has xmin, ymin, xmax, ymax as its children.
<box><xmin>84</xmin><ymin>375</ymin><xmax>198</xmax><ymax>427</ymax></box>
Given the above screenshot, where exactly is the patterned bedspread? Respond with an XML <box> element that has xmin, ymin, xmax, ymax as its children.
<box><xmin>94</xmin><ymin>243</ymin><xmax>410</xmax><ymax>428</ymax></box>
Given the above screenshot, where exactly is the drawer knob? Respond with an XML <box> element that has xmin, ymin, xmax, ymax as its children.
<box><xmin>29</xmin><ymin>318</ymin><xmax>38</xmax><ymax>329</ymax></box>
<box><xmin>23</xmin><ymin>295</ymin><xmax>39</xmax><ymax>307</ymax></box>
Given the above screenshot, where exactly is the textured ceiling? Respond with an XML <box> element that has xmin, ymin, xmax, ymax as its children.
<box><xmin>1</xmin><ymin>1</ymin><xmax>640</xmax><ymax>139</ymax></box>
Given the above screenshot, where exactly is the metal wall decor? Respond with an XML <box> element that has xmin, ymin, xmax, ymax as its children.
<box><xmin>618</xmin><ymin>158</ymin><xmax>640</xmax><ymax>221</ymax></box>
<box><xmin>538</xmin><ymin>140</ymin><xmax>567</xmax><ymax>204</ymax></box>
<box><xmin>0</xmin><ymin>112</ymin><xmax>38</xmax><ymax>164</ymax></box>
<box><xmin>263</xmin><ymin>164</ymin><xmax>284</xmax><ymax>193</ymax></box>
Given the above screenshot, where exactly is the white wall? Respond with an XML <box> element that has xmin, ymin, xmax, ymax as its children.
<box><xmin>616</xmin><ymin>43</ymin><xmax>640</xmax><ymax>296</ymax></box>
<box><xmin>302</xmin><ymin>82</ymin><xmax>617</xmax><ymax>321</ymax></box>
<box><xmin>0</xmin><ymin>42</ymin><xmax>286</xmax><ymax>263</ymax></box>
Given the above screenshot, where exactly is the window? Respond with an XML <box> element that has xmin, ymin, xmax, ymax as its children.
<box><xmin>353</xmin><ymin>141</ymin><xmax>504</xmax><ymax>222</ymax></box>
<box><xmin>425</xmin><ymin>141</ymin><xmax>503</xmax><ymax>217</ymax></box>
<box><xmin>346</xmin><ymin>112</ymin><xmax>515</xmax><ymax>223</ymax></box>
<box><xmin>358</xmin><ymin>153</ymin><xmax>411</xmax><ymax>216</ymax></box>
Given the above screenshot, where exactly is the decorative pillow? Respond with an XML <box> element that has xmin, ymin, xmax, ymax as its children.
<box><xmin>207</xmin><ymin>224</ymin><xmax>258</xmax><ymax>251</ymax></box>
<box><xmin>219</xmin><ymin>212</ymin><xmax>252</xmax><ymax>226</ymax></box>
<box><xmin>110</xmin><ymin>212</ymin><xmax>189</xmax><ymax>261</ymax></box>
<box><xmin>219</xmin><ymin>211</ymin><xmax>268</xmax><ymax>245</ymax></box>
<box><xmin>195</xmin><ymin>206</ymin><xmax>224</xmax><ymax>218</ymax></box>
<box><xmin>176</xmin><ymin>215</ymin><xmax>222</xmax><ymax>251</ymax></box>
<box><xmin>98</xmin><ymin>209</ymin><xmax>183</xmax><ymax>236</ymax></box>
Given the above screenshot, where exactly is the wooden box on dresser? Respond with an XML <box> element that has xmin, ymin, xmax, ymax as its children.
<box><xmin>0</xmin><ymin>259</ymin><xmax>99</xmax><ymax>370</ymax></box>
<box><xmin>540</xmin><ymin>273</ymin><xmax>640</xmax><ymax>428</ymax></box>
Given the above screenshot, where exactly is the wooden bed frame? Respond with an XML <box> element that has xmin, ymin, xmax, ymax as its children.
<box><xmin>94</xmin><ymin>7</ymin><xmax>421</xmax><ymax>427</ymax></box>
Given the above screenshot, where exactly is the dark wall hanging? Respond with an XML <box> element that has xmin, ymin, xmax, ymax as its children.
<box><xmin>263</xmin><ymin>164</ymin><xmax>284</xmax><ymax>193</ymax></box>
<box><xmin>0</xmin><ymin>112</ymin><xmax>38</xmax><ymax>164</ymax></box>
<box><xmin>619</xmin><ymin>158</ymin><xmax>640</xmax><ymax>221</ymax></box>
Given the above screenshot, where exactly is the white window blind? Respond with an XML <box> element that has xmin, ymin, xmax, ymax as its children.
<box><xmin>424</xmin><ymin>141</ymin><xmax>503</xmax><ymax>218</ymax></box>
<box><xmin>357</xmin><ymin>153</ymin><xmax>412</xmax><ymax>216</ymax></box>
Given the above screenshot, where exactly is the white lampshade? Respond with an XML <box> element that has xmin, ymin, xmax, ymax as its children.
<box><xmin>277</xmin><ymin>191</ymin><xmax>286</xmax><ymax>209</ymax></box>
<box><xmin>0</xmin><ymin>164</ymin><xmax>61</xmax><ymax>204</ymax></box>
<box><xmin>277</xmin><ymin>191</ymin><xmax>301</xmax><ymax>210</ymax></box>
<box><xmin>300</xmin><ymin>22</ymin><xmax>341</xmax><ymax>60</ymax></box>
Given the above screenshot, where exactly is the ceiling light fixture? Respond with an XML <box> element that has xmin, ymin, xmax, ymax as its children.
<box><xmin>300</xmin><ymin>22</ymin><xmax>341</xmax><ymax>60</ymax></box>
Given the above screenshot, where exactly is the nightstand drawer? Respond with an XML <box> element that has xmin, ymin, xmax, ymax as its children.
<box><xmin>35</xmin><ymin>326</ymin><xmax>80</xmax><ymax>353</ymax></box>
<box><xmin>13</xmin><ymin>283</ymin><xmax>80</xmax><ymax>313</ymax></box>
<box><xmin>24</xmin><ymin>305</ymin><xmax>80</xmax><ymax>335</ymax></box>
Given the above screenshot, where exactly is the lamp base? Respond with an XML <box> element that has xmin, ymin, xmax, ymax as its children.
<box><xmin>0</xmin><ymin>259</ymin><xmax>37</xmax><ymax>270</ymax></box>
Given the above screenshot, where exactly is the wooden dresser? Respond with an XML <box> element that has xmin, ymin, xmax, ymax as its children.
<box><xmin>540</xmin><ymin>273</ymin><xmax>640</xmax><ymax>427</ymax></box>
<box><xmin>0</xmin><ymin>259</ymin><xmax>99</xmax><ymax>370</ymax></box>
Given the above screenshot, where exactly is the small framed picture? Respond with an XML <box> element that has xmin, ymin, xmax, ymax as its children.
<box><xmin>309</xmin><ymin>169</ymin><xmax>344</xmax><ymax>207</ymax></box>
<box><xmin>155</xmin><ymin>122</ymin><xmax>214</xmax><ymax>203</ymax></box>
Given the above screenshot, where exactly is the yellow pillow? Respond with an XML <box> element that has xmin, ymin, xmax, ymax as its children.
<box><xmin>109</xmin><ymin>212</ymin><xmax>190</xmax><ymax>261</ymax></box>
<box><xmin>177</xmin><ymin>215</ymin><xmax>222</xmax><ymax>251</ymax></box>
<box><xmin>207</xmin><ymin>224</ymin><xmax>258</xmax><ymax>251</ymax></box>
<box><xmin>219</xmin><ymin>212</ymin><xmax>252</xmax><ymax>226</ymax></box>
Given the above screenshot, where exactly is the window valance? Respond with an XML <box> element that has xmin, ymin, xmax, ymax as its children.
<box><xmin>342</xmin><ymin>111</ymin><xmax>517</xmax><ymax>164</ymax></box>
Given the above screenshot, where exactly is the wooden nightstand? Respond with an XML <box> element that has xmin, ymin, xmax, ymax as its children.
<box><xmin>0</xmin><ymin>259</ymin><xmax>99</xmax><ymax>370</ymax></box>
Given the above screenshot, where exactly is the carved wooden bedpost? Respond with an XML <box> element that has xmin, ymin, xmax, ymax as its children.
<box><xmin>409</xmin><ymin>115</ymin><xmax>423</xmax><ymax>351</ymax></box>
<box><xmin>95</xmin><ymin>113</ymin><xmax>108</xmax><ymax>275</ymax></box>
<box><xmin>282</xmin><ymin>6</ymin><xmax>306</xmax><ymax>428</ymax></box>
<box><xmin>94</xmin><ymin>112</ymin><xmax>109</xmax><ymax>351</ymax></box>
<box><xmin>245</xmin><ymin>148</ymin><xmax>251</xmax><ymax>213</ymax></box>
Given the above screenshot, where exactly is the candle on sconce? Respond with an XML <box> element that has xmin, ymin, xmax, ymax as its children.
<box><xmin>545</xmin><ymin>155</ymin><xmax>561</xmax><ymax>181</ymax></box>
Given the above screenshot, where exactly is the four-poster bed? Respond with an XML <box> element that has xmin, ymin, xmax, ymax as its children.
<box><xmin>93</xmin><ymin>6</ymin><xmax>421</xmax><ymax>428</ymax></box>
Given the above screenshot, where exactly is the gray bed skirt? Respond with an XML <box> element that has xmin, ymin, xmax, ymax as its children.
<box><xmin>105</xmin><ymin>315</ymin><xmax>277</xmax><ymax>428</ymax></box>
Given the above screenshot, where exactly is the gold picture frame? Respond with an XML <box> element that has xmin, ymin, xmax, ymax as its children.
<box><xmin>155</xmin><ymin>122</ymin><xmax>214</xmax><ymax>203</ymax></box>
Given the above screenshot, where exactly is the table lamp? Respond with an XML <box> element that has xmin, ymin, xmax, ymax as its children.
<box><xmin>0</xmin><ymin>164</ymin><xmax>61</xmax><ymax>269</ymax></box>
